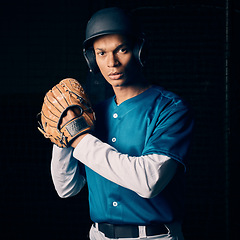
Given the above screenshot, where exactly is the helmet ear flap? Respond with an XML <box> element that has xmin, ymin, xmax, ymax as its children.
<box><xmin>83</xmin><ymin>48</ymin><xmax>99</xmax><ymax>74</ymax></box>
<box><xmin>133</xmin><ymin>36</ymin><xmax>147</xmax><ymax>68</ymax></box>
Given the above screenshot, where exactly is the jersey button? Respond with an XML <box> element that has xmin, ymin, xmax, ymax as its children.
<box><xmin>113</xmin><ymin>201</ymin><xmax>118</xmax><ymax>207</ymax></box>
<box><xmin>112</xmin><ymin>137</ymin><xmax>116</xmax><ymax>143</ymax></box>
<box><xmin>113</xmin><ymin>113</ymin><xmax>118</xmax><ymax>118</ymax></box>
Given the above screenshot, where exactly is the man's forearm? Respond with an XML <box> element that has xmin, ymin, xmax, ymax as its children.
<box><xmin>73</xmin><ymin>135</ymin><xmax>177</xmax><ymax>198</ymax></box>
<box><xmin>51</xmin><ymin>145</ymin><xmax>86</xmax><ymax>198</ymax></box>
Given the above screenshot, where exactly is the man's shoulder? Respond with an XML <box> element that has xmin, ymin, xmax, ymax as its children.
<box><xmin>150</xmin><ymin>85</ymin><xmax>181</xmax><ymax>101</ymax></box>
<box><xmin>147</xmin><ymin>85</ymin><xmax>188</xmax><ymax>108</ymax></box>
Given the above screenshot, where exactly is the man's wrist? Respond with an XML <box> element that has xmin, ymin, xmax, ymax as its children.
<box><xmin>71</xmin><ymin>133</ymin><xmax>89</xmax><ymax>148</ymax></box>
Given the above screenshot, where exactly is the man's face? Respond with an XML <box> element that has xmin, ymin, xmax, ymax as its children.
<box><xmin>93</xmin><ymin>34</ymin><xmax>136</xmax><ymax>88</ymax></box>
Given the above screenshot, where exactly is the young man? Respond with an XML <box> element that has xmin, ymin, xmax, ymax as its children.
<box><xmin>51</xmin><ymin>7</ymin><xmax>194</xmax><ymax>240</ymax></box>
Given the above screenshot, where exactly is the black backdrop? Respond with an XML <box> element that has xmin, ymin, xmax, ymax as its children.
<box><xmin>1</xmin><ymin>0</ymin><xmax>239</xmax><ymax>239</ymax></box>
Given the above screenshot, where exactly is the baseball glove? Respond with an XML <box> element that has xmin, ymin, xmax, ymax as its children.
<box><xmin>37</xmin><ymin>78</ymin><xmax>95</xmax><ymax>148</ymax></box>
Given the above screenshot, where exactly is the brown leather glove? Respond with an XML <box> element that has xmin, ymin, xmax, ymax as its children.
<box><xmin>37</xmin><ymin>78</ymin><xmax>95</xmax><ymax>147</ymax></box>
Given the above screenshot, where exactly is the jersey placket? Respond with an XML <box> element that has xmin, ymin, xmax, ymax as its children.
<box><xmin>109</xmin><ymin>109</ymin><xmax>120</xmax><ymax>145</ymax></box>
<box><xmin>109</xmin><ymin>108</ymin><xmax>124</xmax><ymax>221</ymax></box>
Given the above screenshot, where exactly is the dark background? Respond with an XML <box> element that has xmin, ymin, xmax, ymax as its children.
<box><xmin>1</xmin><ymin>0</ymin><xmax>239</xmax><ymax>239</ymax></box>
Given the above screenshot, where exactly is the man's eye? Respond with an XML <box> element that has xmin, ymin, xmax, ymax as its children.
<box><xmin>119</xmin><ymin>48</ymin><xmax>127</xmax><ymax>53</ymax></box>
<box><xmin>97</xmin><ymin>52</ymin><xmax>105</xmax><ymax>56</ymax></box>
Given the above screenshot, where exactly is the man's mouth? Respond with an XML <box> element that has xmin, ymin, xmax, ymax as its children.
<box><xmin>108</xmin><ymin>72</ymin><xmax>123</xmax><ymax>80</ymax></box>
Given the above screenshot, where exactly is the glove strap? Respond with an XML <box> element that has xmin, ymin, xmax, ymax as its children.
<box><xmin>64</xmin><ymin>116</ymin><xmax>90</xmax><ymax>137</ymax></box>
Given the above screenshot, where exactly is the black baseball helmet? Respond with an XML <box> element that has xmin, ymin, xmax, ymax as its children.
<box><xmin>83</xmin><ymin>7</ymin><xmax>147</xmax><ymax>74</ymax></box>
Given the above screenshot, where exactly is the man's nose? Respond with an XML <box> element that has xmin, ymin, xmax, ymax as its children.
<box><xmin>107</xmin><ymin>53</ymin><xmax>120</xmax><ymax>67</ymax></box>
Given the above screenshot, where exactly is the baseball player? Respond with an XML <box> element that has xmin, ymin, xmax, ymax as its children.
<box><xmin>38</xmin><ymin>7</ymin><xmax>194</xmax><ymax>240</ymax></box>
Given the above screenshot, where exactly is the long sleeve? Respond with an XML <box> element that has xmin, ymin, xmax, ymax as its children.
<box><xmin>73</xmin><ymin>134</ymin><xmax>177</xmax><ymax>198</ymax></box>
<box><xmin>51</xmin><ymin>144</ymin><xmax>86</xmax><ymax>198</ymax></box>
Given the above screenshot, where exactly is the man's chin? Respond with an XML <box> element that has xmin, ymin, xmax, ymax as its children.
<box><xmin>107</xmin><ymin>78</ymin><xmax>126</xmax><ymax>87</ymax></box>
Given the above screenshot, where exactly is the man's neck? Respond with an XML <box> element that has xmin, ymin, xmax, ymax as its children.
<box><xmin>113</xmin><ymin>83</ymin><xmax>151</xmax><ymax>105</ymax></box>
